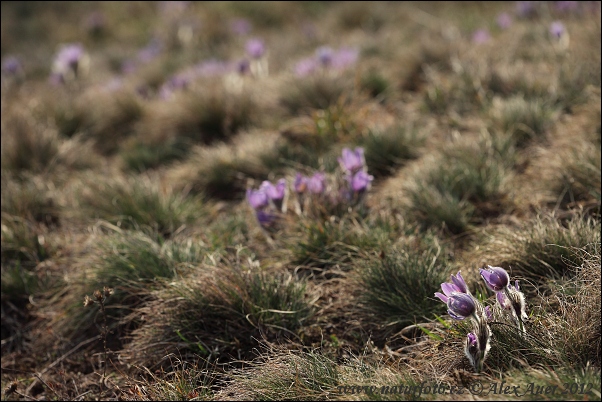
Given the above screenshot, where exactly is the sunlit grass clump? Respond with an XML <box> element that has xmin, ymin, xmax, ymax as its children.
<box><xmin>404</xmin><ymin>132</ymin><xmax>515</xmax><ymax>234</ymax></box>
<box><xmin>472</xmin><ymin>214</ymin><xmax>600</xmax><ymax>281</ymax></box>
<box><xmin>359</xmin><ymin>232</ymin><xmax>451</xmax><ymax>326</ymax></box>
<box><xmin>77</xmin><ymin>174</ymin><xmax>205</xmax><ymax>236</ymax></box>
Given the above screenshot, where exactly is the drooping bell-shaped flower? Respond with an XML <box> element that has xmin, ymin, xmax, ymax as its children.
<box><xmin>338</xmin><ymin>147</ymin><xmax>365</xmax><ymax>174</ymax></box>
<box><xmin>480</xmin><ymin>266</ymin><xmax>510</xmax><ymax>292</ymax></box>
<box><xmin>316</xmin><ymin>46</ymin><xmax>334</xmax><ymax>67</ymax></box>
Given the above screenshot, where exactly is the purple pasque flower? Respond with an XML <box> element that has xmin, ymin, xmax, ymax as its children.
<box><xmin>246</xmin><ymin>188</ymin><xmax>269</xmax><ymax>210</ymax></box>
<box><xmin>348</xmin><ymin>171</ymin><xmax>374</xmax><ymax>193</ymax></box>
<box><xmin>255</xmin><ymin>209</ymin><xmax>277</xmax><ymax>227</ymax></box>
<box><xmin>480</xmin><ymin>266</ymin><xmax>510</xmax><ymax>292</ymax></box>
<box><xmin>294</xmin><ymin>57</ymin><xmax>318</xmax><ymax>77</ymax></box>
<box><xmin>496</xmin><ymin>12</ymin><xmax>513</xmax><ymax>30</ymax></box>
<box><xmin>245</xmin><ymin>38</ymin><xmax>265</xmax><ymax>59</ymax></box>
<box><xmin>294</xmin><ymin>173</ymin><xmax>308</xmax><ymax>193</ymax></box>
<box><xmin>338</xmin><ymin>147</ymin><xmax>365</xmax><ymax>174</ymax></box>
<box><xmin>446</xmin><ymin>292</ymin><xmax>477</xmax><ymax>320</ymax></box>
<box><xmin>435</xmin><ymin>270</ymin><xmax>470</xmax><ymax>305</ymax></box>
<box><xmin>316</xmin><ymin>46</ymin><xmax>334</xmax><ymax>67</ymax></box>
<box><xmin>266</xmin><ymin>179</ymin><xmax>287</xmax><ymax>201</ymax></box>
<box><xmin>307</xmin><ymin>172</ymin><xmax>326</xmax><ymax>194</ymax></box>
<box><xmin>464</xmin><ymin>319</ymin><xmax>491</xmax><ymax>373</ymax></box>
<box><xmin>549</xmin><ymin>21</ymin><xmax>566</xmax><ymax>39</ymax></box>
<box><xmin>472</xmin><ymin>29</ymin><xmax>491</xmax><ymax>44</ymax></box>
<box><xmin>52</xmin><ymin>43</ymin><xmax>85</xmax><ymax>76</ymax></box>
<box><xmin>307</xmin><ymin>173</ymin><xmax>326</xmax><ymax>194</ymax></box>
<box><xmin>331</xmin><ymin>47</ymin><xmax>359</xmax><ymax>70</ymax></box>
<box><xmin>260</xmin><ymin>179</ymin><xmax>287</xmax><ymax>211</ymax></box>
<box><xmin>236</xmin><ymin>59</ymin><xmax>251</xmax><ymax>75</ymax></box>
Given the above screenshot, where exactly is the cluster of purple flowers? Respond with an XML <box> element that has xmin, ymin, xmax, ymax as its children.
<box><xmin>294</xmin><ymin>46</ymin><xmax>359</xmax><ymax>77</ymax></box>
<box><xmin>246</xmin><ymin>147</ymin><xmax>373</xmax><ymax>230</ymax></box>
<box><xmin>473</xmin><ymin>1</ymin><xmax>588</xmax><ymax>45</ymax></box>
<box><xmin>435</xmin><ymin>266</ymin><xmax>528</xmax><ymax>372</ymax></box>
<box><xmin>435</xmin><ymin>271</ymin><xmax>491</xmax><ymax>373</ymax></box>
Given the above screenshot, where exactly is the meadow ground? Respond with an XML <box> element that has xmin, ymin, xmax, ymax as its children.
<box><xmin>1</xmin><ymin>1</ymin><xmax>601</xmax><ymax>400</ymax></box>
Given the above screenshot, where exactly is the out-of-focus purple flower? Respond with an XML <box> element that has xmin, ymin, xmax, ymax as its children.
<box><xmin>480</xmin><ymin>266</ymin><xmax>510</xmax><ymax>292</ymax></box>
<box><xmin>255</xmin><ymin>209</ymin><xmax>277</xmax><ymax>227</ymax></box>
<box><xmin>331</xmin><ymin>47</ymin><xmax>359</xmax><ymax>70</ymax></box>
<box><xmin>338</xmin><ymin>147</ymin><xmax>365</xmax><ymax>174</ymax></box>
<box><xmin>349</xmin><ymin>171</ymin><xmax>374</xmax><ymax>192</ymax></box>
<box><xmin>447</xmin><ymin>292</ymin><xmax>477</xmax><ymax>320</ymax></box>
<box><xmin>496</xmin><ymin>12</ymin><xmax>513</xmax><ymax>30</ymax></box>
<box><xmin>516</xmin><ymin>1</ymin><xmax>537</xmax><ymax>18</ymax></box>
<box><xmin>261</xmin><ymin>179</ymin><xmax>287</xmax><ymax>211</ymax></box>
<box><xmin>316</xmin><ymin>46</ymin><xmax>334</xmax><ymax>67</ymax></box>
<box><xmin>307</xmin><ymin>172</ymin><xmax>326</xmax><ymax>194</ymax></box>
<box><xmin>294</xmin><ymin>173</ymin><xmax>308</xmax><ymax>193</ymax></box>
<box><xmin>53</xmin><ymin>43</ymin><xmax>85</xmax><ymax>73</ymax></box>
<box><xmin>472</xmin><ymin>29</ymin><xmax>491</xmax><ymax>44</ymax></box>
<box><xmin>230</xmin><ymin>18</ymin><xmax>252</xmax><ymax>35</ymax></box>
<box><xmin>195</xmin><ymin>59</ymin><xmax>232</xmax><ymax>77</ymax></box>
<box><xmin>554</xmin><ymin>1</ymin><xmax>579</xmax><ymax>13</ymax></box>
<box><xmin>294</xmin><ymin>57</ymin><xmax>318</xmax><ymax>77</ymax></box>
<box><xmin>246</xmin><ymin>188</ymin><xmax>269</xmax><ymax>210</ymax></box>
<box><xmin>236</xmin><ymin>59</ymin><xmax>251</xmax><ymax>75</ymax></box>
<box><xmin>246</xmin><ymin>38</ymin><xmax>266</xmax><ymax>59</ymax></box>
<box><xmin>549</xmin><ymin>21</ymin><xmax>566</xmax><ymax>39</ymax></box>
<box><xmin>2</xmin><ymin>56</ymin><xmax>22</xmax><ymax>76</ymax></box>
<box><xmin>261</xmin><ymin>179</ymin><xmax>286</xmax><ymax>201</ymax></box>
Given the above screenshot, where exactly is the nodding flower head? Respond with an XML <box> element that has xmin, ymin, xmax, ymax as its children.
<box><xmin>480</xmin><ymin>266</ymin><xmax>510</xmax><ymax>292</ymax></box>
<box><xmin>246</xmin><ymin>188</ymin><xmax>269</xmax><ymax>210</ymax></box>
<box><xmin>465</xmin><ymin>320</ymin><xmax>491</xmax><ymax>373</ymax></box>
<box><xmin>338</xmin><ymin>147</ymin><xmax>365</xmax><ymax>174</ymax></box>
<box><xmin>446</xmin><ymin>292</ymin><xmax>477</xmax><ymax>321</ymax></box>
<box><xmin>307</xmin><ymin>172</ymin><xmax>326</xmax><ymax>194</ymax></box>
